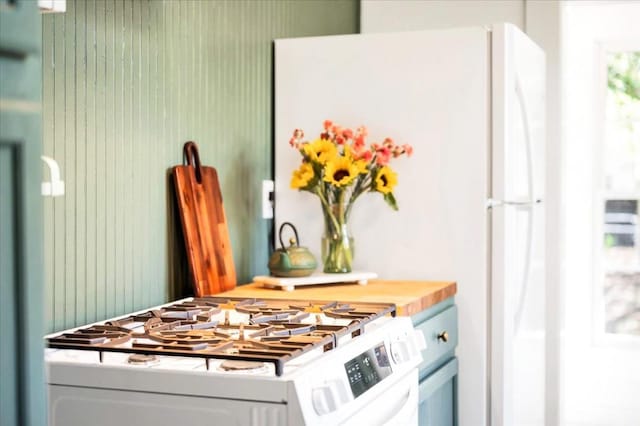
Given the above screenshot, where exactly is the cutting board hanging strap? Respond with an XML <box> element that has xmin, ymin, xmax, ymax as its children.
<box><xmin>183</xmin><ymin>141</ymin><xmax>203</xmax><ymax>183</ymax></box>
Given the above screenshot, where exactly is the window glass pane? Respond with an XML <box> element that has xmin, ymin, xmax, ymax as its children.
<box><xmin>604</xmin><ymin>52</ymin><xmax>640</xmax><ymax>193</ymax></box>
<box><xmin>603</xmin><ymin>51</ymin><xmax>640</xmax><ymax>337</ymax></box>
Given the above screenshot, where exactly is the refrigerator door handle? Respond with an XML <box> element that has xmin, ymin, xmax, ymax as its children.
<box><xmin>512</xmin><ymin>75</ymin><xmax>537</xmax><ymax>333</ymax></box>
<box><xmin>516</xmin><ymin>76</ymin><xmax>537</xmax><ymax>203</ymax></box>
<box><xmin>485</xmin><ymin>198</ymin><xmax>542</xmax><ymax>209</ymax></box>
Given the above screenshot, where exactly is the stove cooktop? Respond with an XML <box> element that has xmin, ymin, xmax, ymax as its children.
<box><xmin>46</xmin><ymin>297</ymin><xmax>396</xmax><ymax>376</ymax></box>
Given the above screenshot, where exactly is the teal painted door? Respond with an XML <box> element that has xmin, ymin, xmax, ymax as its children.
<box><xmin>0</xmin><ymin>0</ymin><xmax>46</xmax><ymax>425</ymax></box>
<box><xmin>419</xmin><ymin>358</ymin><xmax>459</xmax><ymax>426</ymax></box>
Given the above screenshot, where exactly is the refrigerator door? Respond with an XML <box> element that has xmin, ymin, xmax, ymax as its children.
<box><xmin>490</xmin><ymin>24</ymin><xmax>546</xmax><ymax>426</ymax></box>
<box><xmin>275</xmin><ymin>28</ymin><xmax>490</xmax><ymax>426</ymax></box>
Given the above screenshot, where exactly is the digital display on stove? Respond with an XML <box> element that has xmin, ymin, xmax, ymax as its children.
<box><xmin>344</xmin><ymin>343</ymin><xmax>392</xmax><ymax>398</ymax></box>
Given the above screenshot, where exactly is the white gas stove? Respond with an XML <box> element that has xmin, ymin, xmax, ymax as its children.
<box><xmin>45</xmin><ymin>297</ymin><xmax>424</xmax><ymax>425</ymax></box>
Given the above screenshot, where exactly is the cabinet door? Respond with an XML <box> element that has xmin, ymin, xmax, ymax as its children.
<box><xmin>413</xmin><ymin>304</ymin><xmax>458</xmax><ymax>376</ymax></box>
<box><xmin>0</xmin><ymin>1</ymin><xmax>45</xmax><ymax>425</ymax></box>
<box><xmin>419</xmin><ymin>358</ymin><xmax>458</xmax><ymax>426</ymax></box>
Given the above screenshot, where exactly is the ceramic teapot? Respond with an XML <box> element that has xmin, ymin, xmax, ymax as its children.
<box><xmin>268</xmin><ymin>222</ymin><xmax>317</xmax><ymax>277</ymax></box>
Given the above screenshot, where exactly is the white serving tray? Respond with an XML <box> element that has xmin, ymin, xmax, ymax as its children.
<box><xmin>252</xmin><ymin>271</ymin><xmax>378</xmax><ymax>292</ymax></box>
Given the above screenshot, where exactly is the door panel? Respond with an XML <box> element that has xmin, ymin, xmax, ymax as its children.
<box><xmin>491</xmin><ymin>24</ymin><xmax>546</xmax><ymax>426</ymax></box>
<box><xmin>0</xmin><ymin>144</ymin><xmax>19</xmax><ymax>426</ymax></box>
<box><xmin>418</xmin><ymin>358</ymin><xmax>458</xmax><ymax>426</ymax></box>
<box><xmin>0</xmin><ymin>0</ymin><xmax>45</xmax><ymax>425</ymax></box>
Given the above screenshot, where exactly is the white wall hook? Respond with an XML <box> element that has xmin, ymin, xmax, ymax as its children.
<box><xmin>38</xmin><ymin>0</ymin><xmax>66</xmax><ymax>13</ymax></box>
<box><xmin>41</xmin><ymin>156</ymin><xmax>65</xmax><ymax>197</ymax></box>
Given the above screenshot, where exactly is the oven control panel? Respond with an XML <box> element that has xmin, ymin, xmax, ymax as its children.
<box><xmin>307</xmin><ymin>317</ymin><xmax>424</xmax><ymax>419</ymax></box>
<box><xmin>344</xmin><ymin>343</ymin><xmax>392</xmax><ymax>398</ymax></box>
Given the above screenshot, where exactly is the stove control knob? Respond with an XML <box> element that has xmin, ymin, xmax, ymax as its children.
<box><xmin>312</xmin><ymin>380</ymin><xmax>347</xmax><ymax>416</ymax></box>
<box><xmin>390</xmin><ymin>341</ymin><xmax>411</xmax><ymax>364</ymax></box>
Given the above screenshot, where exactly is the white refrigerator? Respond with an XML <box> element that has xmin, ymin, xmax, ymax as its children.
<box><xmin>274</xmin><ymin>24</ymin><xmax>545</xmax><ymax>426</ymax></box>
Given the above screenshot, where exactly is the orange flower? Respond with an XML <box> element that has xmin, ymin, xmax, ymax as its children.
<box><xmin>290</xmin><ymin>129</ymin><xmax>305</xmax><ymax>148</ymax></box>
<box><xmin>376</xmin><ymin>147</ymin><xmax>391</xmax><ymax>166</ymax></box>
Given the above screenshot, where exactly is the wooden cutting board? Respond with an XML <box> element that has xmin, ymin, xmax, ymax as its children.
<box><xmin>172</xmin><ymin>141</ymin><xmax>236</xmax><ymax>296</ymax></box>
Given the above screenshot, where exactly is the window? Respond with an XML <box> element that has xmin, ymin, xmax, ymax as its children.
<box><xmin>601</xmin><ymin>51</ymin><xmax>640</xmax><ymax>338</ymax></box>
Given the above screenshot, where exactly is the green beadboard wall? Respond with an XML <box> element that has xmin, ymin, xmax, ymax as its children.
<box><xmin>42</xmin><ymin>0</ymin><xmax>358</xmax><ymax>332</ymax></box>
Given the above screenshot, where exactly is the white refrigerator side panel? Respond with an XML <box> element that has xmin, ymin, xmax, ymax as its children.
<box><xmin>491</xmin><ymin>23</ymin><xmax>546</xmax><ymax>426</ymax></box>
<box><xmin>275</xmin><ymin>28</ymin><xmax>490</xmax><ymax>426</ymax></box>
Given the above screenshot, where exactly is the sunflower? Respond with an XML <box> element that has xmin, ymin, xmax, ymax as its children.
<box><xmin>303</xmin><ymin>139</ymin><xmax>337</xmax><ymax>165</ymax></box>
<box><xmin>324</xmin><ymin>156</ymin><xmax>359</xmax><ymax>187</ymax></box>
<box><xmin>374</xmin><ymin>166</ymin><xmax>397</xmax><ymax>194</ymax></box>
<box><xmin>344</xmin><ymin>145</ymin><xmax>369</xmax><ymax>174</ymax></box>
<box><xmin>290</xmin><ymin>162</ymin><xmax>315</xmax><ymax>189</ymax></box>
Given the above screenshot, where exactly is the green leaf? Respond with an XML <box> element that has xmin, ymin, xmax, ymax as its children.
<box><xmin>607</xmin><ymin>51</ymin><xmax>640</xmax><ymax>101</ymax></box>
<box><xmin>383</xmin><ymin>192</ymin><xmax>399</xmax><ymax>211</ymax></box>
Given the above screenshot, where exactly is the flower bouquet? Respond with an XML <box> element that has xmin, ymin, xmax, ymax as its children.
<box><xmin>289</xmin><ymin>120</ymin><xmax>412</xmax><ymax>273</ymax></box>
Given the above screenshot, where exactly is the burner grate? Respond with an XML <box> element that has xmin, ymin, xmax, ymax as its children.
<box><xmin>46</xmin><ymin>297</ymin><xmax>395</xmax><ymax>376</ymax></box>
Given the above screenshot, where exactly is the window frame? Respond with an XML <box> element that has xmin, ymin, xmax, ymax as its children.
<box><xmin>592</xmin><ymin>41</ymin><xmax>640</xmax><ymax>349</ymax></box>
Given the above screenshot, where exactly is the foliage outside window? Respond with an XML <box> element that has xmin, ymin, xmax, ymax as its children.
<box><xmin>603</xmin><ymin>51</ymin><xmax>640</xmax><ymax>337</ymax></box>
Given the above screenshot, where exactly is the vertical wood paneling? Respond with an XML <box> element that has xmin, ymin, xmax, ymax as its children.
<box><xmin>104</xmin><ymin>0</ymin><xmax>115</xmax><ymax>319</ymax></box>
<box><xmin>63</xmin><ymin>0</ymin><xmax>76</xmax><ymax>328</ymax></box>
<box><xmin>75</xmin><ymin>0</ymin><xmax>86</xmax><ymax>326</ymax></box>
<box><xmin>52</xmin><ymin>13</ymin><xmax>65</xmax><ymax>331</ymax></box>
<box><xmin>42</xmin><ymin>14</ymin><xmax>55</xmax><ymax>330</ymax></box>
<box><xmin>42</xmin><ymin>0</ymin><xmax>358</xmax><ymax>332</ymax></box>
<box><xmin>95</xmin><ymin>0</ymin><xmax>106</xmax><ymax>322</ymax></box>
<box><xmin>85</xmin><ymin>0</ymin><xmax>97</xmax><ymax>324</ymax></box>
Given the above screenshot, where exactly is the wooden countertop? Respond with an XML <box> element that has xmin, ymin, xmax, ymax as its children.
<box><xmin>218</xmin><ymin>280</ymin><xmax>456</xmax><ymax>317</ymax></box>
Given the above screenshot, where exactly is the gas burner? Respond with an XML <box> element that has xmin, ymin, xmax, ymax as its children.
<box><xmin>219</xmin><ymin>360</ymin><xmax>266</xmax><ymax>372</ymax></box>
<box><xmin>127</xmin><ymin>354</ymin><xmax>159</xmax><ymax>365</ymax></box>
<box><xmin>46</xmin><ymin>297</ymin><xmax>396</xmax><ymax>376</ymax></box>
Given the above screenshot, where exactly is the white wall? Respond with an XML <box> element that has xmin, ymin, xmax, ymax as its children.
<box><xmin>562</xmin><ymin>2</ymin><xmax>640</xmax><ymax>425</ymax></box>
<box><xmin>361</xmin><ymin>1</ymin><xmax>564</xmax><ymax>425</ymax></box>
<box><xmin>361</xmin><ymin>0</ymin><xmax>525</xmax><ymax>32</ymax></box>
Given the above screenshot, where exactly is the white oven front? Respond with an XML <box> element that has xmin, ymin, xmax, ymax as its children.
<box><xmin>48</xmin><ymin>368</ymin><xmax>417</xmax><ymax>426</ymax></box>
<box><xmin>342</xmin><ymin>369</ymin><xmax>419</xmax><ymax>425</ymax></box>
<box><xmin>47</xmin><ymin>317</ymin><xmax>423</xmax><ymax>425</ymax></box>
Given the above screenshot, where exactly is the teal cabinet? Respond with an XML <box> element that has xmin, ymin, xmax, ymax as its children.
<box><xmin>411</xmin><ymin>298</ymin><xmax>458</xmax><ymax>426</ymax></box>
<box><xmin>0</xmin><ymin>1</ymin><xmax>45</xmax><ymax>425</ymax></box>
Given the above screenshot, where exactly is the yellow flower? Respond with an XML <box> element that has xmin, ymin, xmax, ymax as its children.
<box><xmin>324</xmin><ymin>156</ymin><xmax>359</xmax><ymax>187</ymax></box>
<box><xmin>290</xmin><ymin>162</ymin><xmax>315</xmax><ymax>189</ymax></box>
<box><xmin>344</xmin><ymin>145</ymin><xmax>369</xmax><ymax>174</ymax></box>
<box><xmin>354</xmin><ymin>159</ymin><xmax>368</xmax><ymax>175</ymax></box>
<box><xmin>375</xmin><ymin>166</ymin><xmax>397</xmax><ymax>194</ymax></box>
<box><xmin>303</xmin><ymin>139</ymin><xmax>337</xmax><ymax>164</ymax></box>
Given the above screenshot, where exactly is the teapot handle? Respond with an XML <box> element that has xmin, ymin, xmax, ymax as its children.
<box><xmin>278</xmin><ymin>222</ymin><xmax>300</xmax><ymax>249</ymax></box>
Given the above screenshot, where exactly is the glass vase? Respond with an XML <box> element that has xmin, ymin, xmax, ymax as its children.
<box><xmin>321</xmin><ymin>203</ymin><xmax>354</xmax><ymax>273</ymax></box>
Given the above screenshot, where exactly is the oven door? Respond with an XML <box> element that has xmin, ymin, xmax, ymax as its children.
<box><xmin>49</xmin><ymin>384</ymin><xmax>287</xmax><ymax>426</ymax></box>
<box><xmin>342</xmin><ymin>368</ymin><xmax>419</xmax><ymax>426</ymax></box>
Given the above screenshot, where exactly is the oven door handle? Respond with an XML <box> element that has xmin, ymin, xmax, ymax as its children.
<box><xmin>380</xmin><ymin>381</ymin><xmax>418</xmax><ymax>425</ymax></box>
